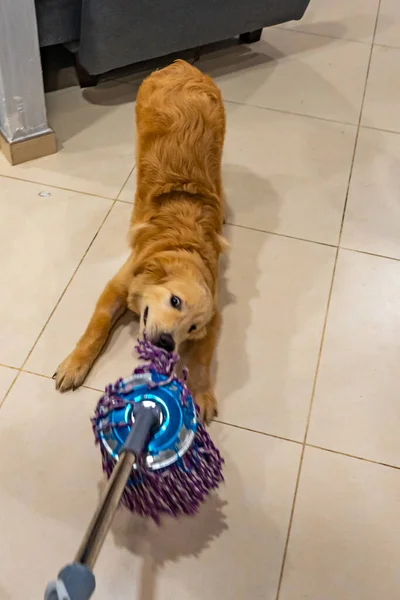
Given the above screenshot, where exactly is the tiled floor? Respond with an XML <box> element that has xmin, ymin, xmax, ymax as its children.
<box><xmin>1</xmin><ymin>1</ymin><xmax>400</xmax><ymax>598</ymax></box>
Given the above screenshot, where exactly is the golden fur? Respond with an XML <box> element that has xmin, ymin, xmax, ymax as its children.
<box><xmin>54</xmin><ymin>60</ymin><xmax>226</xmax><ymax>423</ymax></box>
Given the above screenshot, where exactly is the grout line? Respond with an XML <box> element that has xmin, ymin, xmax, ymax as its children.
<box><xmin>223</xmin><ymin>98</ymin><xmax>357</xmax><ymax>128</ymax></box>
<box><xmin>214</xmin><ymin>419</ymin><xmax>302</xmax><ymax>445</ymax></box>
<box><xmin>0</xmin><ymin>363</ymin><xmax>19</xmax><ymax>372</ymax></box>
<box><xmin>335</xmin><ymin>6</ymin><xmax>382</xmax><ymax>247</ymax></box>
<box><xmin>361</xmin><ymin>123</ymin><xmax>400</xmax><ymax>136</ymax></box>
<box><xmin>274</xmin><ymin>246</ymin><xmax>339</xmax><ymax>600</ymax></box>
<box><xmin>17</xmin><ymin>368</ymin><xmax>62</xmax><ymax>382</ymax></box>
<box><xmin>16</xmin><ymin>200</ymin><xmax>118</xmax><ymax>379</ymax></box>
<box><xmin>0</xmin><ymin>367</ymin><xmax>103</xmax><ymax>410</ymax></box>
<box><xmin>0</xmin><ymin>168</ymin><xmax>136</xmax><ymax>205</ymax></box>
<box><xmin>0</xmin><ymin>370</ymin><xmax>22</xmax><ymax>411</ymax></box>
<box><xmin>273</xmin><ymin>24</ymin><xmax>372</xmax><ymax>46</ymax></box>
<box><xmin>225</xmin><ymin>221</ymin><xmax>338</xmax><ymax>249</ymax></box>
<box><xmin>20</xmin><ymin>368</ymin><xmax>103</xmax><ymax>393</ymax></box>
<box><xmin>275</xmin><ymin>6</ymin><xmax>382</xmax><ymax>595</ymax></box>
<box><xmin>116</xmin><ymin>165</ymin><xmax>136</xmax><ymax>200</ymax></box>
<box><xmin>228</xmin><ymin>226</ymin><xmax>400</xmax><ymax>265</ymax></box>
<box><xmin>306</xmin><ymin>443</ymin><xmax>400</xmax><ymax>472</ymax></box>
<box><xmin>340</xmin><ymin>245</ymin><xmax>400</xmax><ymax>263</ymax></box>
<box><xmin>0</xmin><ymin>172</ymin><xmax>117</xmax><ymax>201</ymax></box>
<box><xmin>116</xmin><ymin>198</ymin><xmax>134</xmax><ymax>205</ymax></box>
<box><xmin>373</xmin><ymin>42</ymin><xmax>400</xmax><ymax>51</ymax></box>
<box><xmin>275</xmin><ymin>443</ymin><xmax>307</xmax><ymax>596</ymax></box>
<box><xmin>79</xmin><ymin>383</ymin><xmax>104</xmax><ymax>393</ymax></box>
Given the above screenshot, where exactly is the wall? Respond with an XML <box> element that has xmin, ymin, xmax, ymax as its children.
<box><xmin>0</xmin><ymin>0</ymin><xmax>51</xmax><ymax>142</ymax></box>
<box><xmin>0</xmin><ymin>67</ymin><xmax>12</xmax><ymax>140</ymax></box>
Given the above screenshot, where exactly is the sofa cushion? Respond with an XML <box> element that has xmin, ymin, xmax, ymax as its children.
<box><xmin>35</xmin><ymin>0</ymin><xmax>81</xmax><ymax>47</ymax></box>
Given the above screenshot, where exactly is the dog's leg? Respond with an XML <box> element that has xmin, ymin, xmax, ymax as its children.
<box><xmin>185</xmin><ymin>312</ymin><xmax>220</xmax><ymax>424</ymax></box>
<box><xmin>54</xmin><ymin>256</ymin><xmax>134</xmax><ymax>392</ymax></box>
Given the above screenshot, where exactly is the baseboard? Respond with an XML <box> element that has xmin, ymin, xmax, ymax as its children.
<box><xmin>0</xmin><ymin>129</ymin><xmax>57</xmax><ymax>165</ymax></box>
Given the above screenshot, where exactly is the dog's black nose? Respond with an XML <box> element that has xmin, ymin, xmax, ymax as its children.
<box><xmin>155</xmin><ymin>333</ymin><xmax>175</xmax><ymax>353</ymax></box>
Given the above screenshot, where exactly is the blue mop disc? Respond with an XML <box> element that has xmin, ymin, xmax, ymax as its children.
<box><xmin>92</xmin><ymin>339</ymin><xmax>224</xmax><ymax>521</ymax></box>
<box><xmin>95</xmin><ymin>370</ymin><xmax>197</xmax><ymax>471</ymax></box>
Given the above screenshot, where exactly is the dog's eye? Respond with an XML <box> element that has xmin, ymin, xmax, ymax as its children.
<box><xmin>188</xmin><ymin>325</ymin><xmax>197</xmax><ymax>333</ymax></box>
<box><xmin>170</xmin><ymin>295</ymin><xmax>182</xmax><ymax>310</ymax></box>
<box><xmin>143</xmin><ymin>306</ymin><xmax>149</xmax><ymax>326</ymax></box>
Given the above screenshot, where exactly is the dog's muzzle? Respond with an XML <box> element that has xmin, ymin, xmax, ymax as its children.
<box><xmin>153</xmin><ymin>333</ymin><xmax>175</xmax><ymax>353</ymax></box>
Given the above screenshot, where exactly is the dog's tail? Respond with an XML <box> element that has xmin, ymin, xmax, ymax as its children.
<box><xmin>135</xmin><ymin>61</ymin><xmax>225</xmax><ymax>201</ymax></box>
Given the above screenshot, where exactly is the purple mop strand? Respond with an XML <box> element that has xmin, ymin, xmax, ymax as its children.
<box><xmin>92</xmin><ymin>338</ymin><xmax>224</xmax><ymax>522</ymax></box>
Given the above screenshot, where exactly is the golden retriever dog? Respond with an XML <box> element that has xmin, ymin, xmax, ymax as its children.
<box><xmin>54</xmin><ymin>60</ymin><xmax>226</xmax><ymax>423</ymax></box>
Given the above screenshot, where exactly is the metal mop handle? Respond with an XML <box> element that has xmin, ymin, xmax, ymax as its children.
<box><xmin>44</xmin><ymin>402</ymin><xmax>161</xmax><ymax>600</ymax></box>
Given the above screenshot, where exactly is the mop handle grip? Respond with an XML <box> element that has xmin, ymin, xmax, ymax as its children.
<box><xmin>44</xmin><ymin>564</ymin><xmax>95</xmax><ymax>600</ymax></box>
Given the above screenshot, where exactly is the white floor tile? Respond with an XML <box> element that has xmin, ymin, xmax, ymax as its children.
<box><xmin>362</xmin><ymin>45</ymin><xmax>400</xmax><ymax>133</ymax></box>
<box><xmin>309</xmin><ymin>249</ymin><xmax>400</xmax><ymax>466</ymax></box>
<box><xmin>282</xmin><ymin>0</ymin><xmax>380</xmax><ymax>42</ymax></box>
<box><xmin>217</xmin><ymin>226</ymin><xmax>335</xmax><ymax>441</ymax></box>
<box><xmin>200</xmin><ymin>29</ymin><xmax>370</xmax><ymax>123</ymax></box>
<box><xmin>342</xmin><ymin>127</ymin><xmax>400</xmax><ymax>258</ymax></box>
<box><xmin>0</xmin><ymin>177</ymin><xmax>112</xmax><ymax>367</ymax></box>
<box><xmin>224</xmin><ymin>102</ymin><xmax>356</xmax><ymax>244</ymax></box>
<box><xmin>280</xmin><ymin>447</ymin><xmax>400</xmax><ymax>600</ymax></box>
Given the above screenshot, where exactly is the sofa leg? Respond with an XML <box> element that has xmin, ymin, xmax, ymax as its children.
<box><xmin>239</xmin><ymin>29</ymin><xmax>263</xmax><ymax>44</ymax></box>
<box><xmin>75</xmin><ymin>60</ymin><xmax>99</xmax><ymax>88</ymax></box>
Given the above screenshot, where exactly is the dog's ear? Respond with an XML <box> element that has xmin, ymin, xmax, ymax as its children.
<box><xmin>138</xmin><ymin>257</ymin><xmax>168</xmax><ymax>281</ymax></box>
<box><xmin>129</xmin><ymin>256</ymin><xmax>168</xmax><ymax>313</ymax></box>
<box><xmin>189</xmin><ymin>325</ymin><xmax>208</xmax><ymax>341</ymax></box>
<box><xmin>128</xmin><ymin>271</ymin><xmax>146</xmax><ymax>313</ymax></box>
<box><xmin>131</xmin><ymin>256</ymin><xmax>168</xmax><ymax>289</ymax></box>
<box><xmin>217</xmin><ymin>234</ymin><xmax>230</xmax><ymax>253</ymax></box>
<box><xmin>128</xmin><ymin>222</ymin><xmax>150</xmax><ymax>246</ymax></box>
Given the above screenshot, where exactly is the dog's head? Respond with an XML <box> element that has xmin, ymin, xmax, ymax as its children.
<box><xmin>128</xmin><ymin>252</ymin><xmax>214</xmax><ymax>352</ymax></box>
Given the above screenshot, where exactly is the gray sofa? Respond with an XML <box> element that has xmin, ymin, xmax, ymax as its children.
<box><xmin>35</xmin><ymin>0</ymin><xmax>310</xmax><ymax>81</ymax></box>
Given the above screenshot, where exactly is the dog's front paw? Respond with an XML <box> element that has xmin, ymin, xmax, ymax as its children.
<box><xmin>54</xmin><ymin>350</ymin><xmax>92</xmax><ymax>392</ymax></box>
<box><xmin>195</xmin><ymin>390</ymin><xmax>218</xmax><ymax>425</ymax></box>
